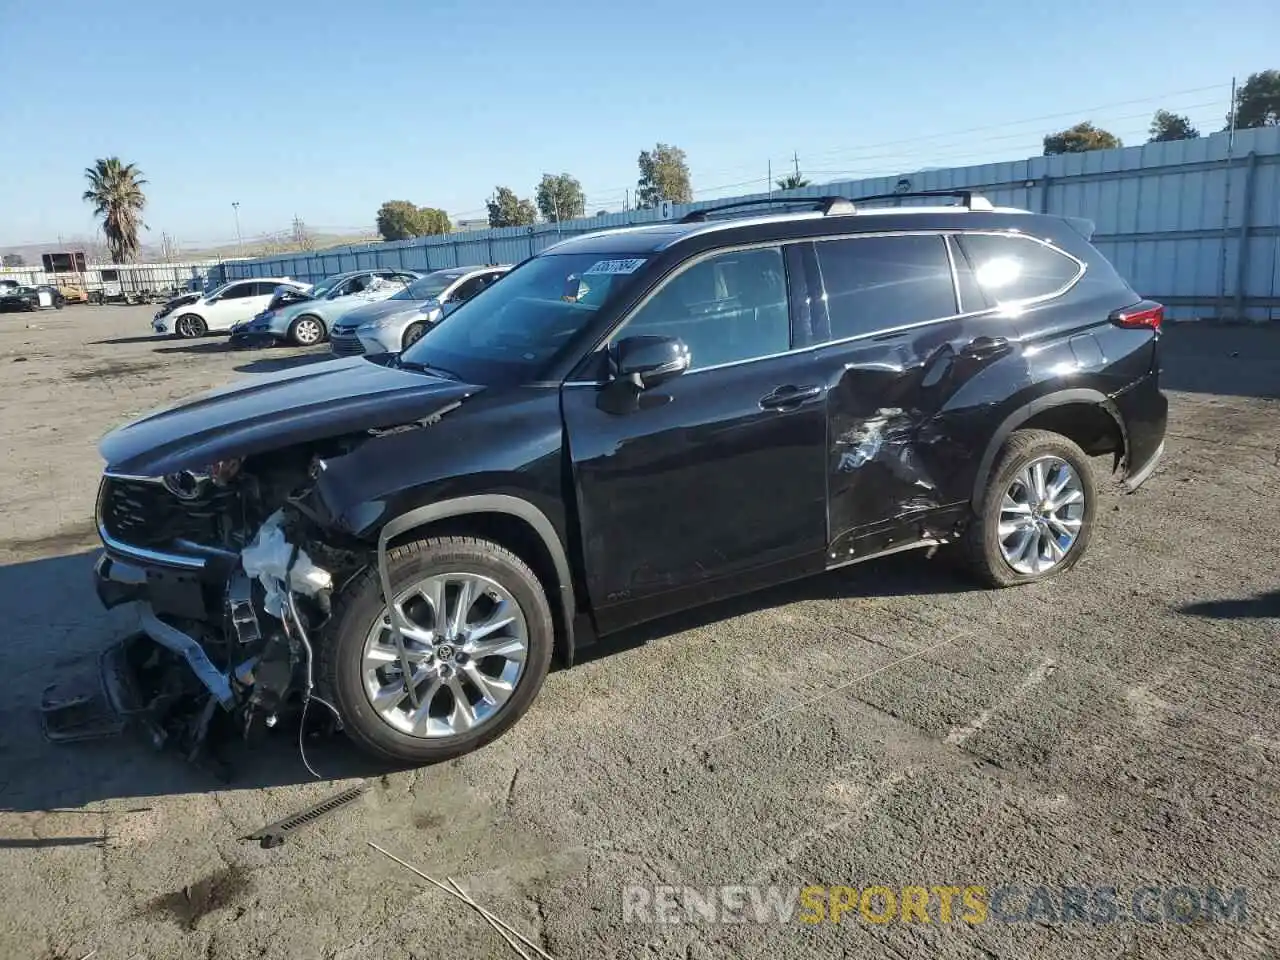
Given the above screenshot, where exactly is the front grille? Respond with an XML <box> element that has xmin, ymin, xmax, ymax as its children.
<box><xmin>330</xmin><ymin>332</ymin><xmax>366</xmax><ymax>357</ymax></box>
<box><xmin>99</xmin><ymin>476</ymin><xmax>235</xmax><ymax>550</ymax></box>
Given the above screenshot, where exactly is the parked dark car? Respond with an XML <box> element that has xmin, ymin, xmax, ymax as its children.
<box><xmin>91</xmin><ymin>192</ymin><xmax>1166</xmax><ymax>767</ymax></box>
<box><xmin>0</xmin><ymin>283</ymin><xmax>65</xmax><ymax>312</ymax></box>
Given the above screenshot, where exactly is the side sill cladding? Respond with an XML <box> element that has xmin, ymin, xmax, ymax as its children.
<box><xmin>375</xmin><ymin>495</ymin><xmax>578</xmax><ymax>666</ymax></box>
<box><xmin>969</xmin><ymin>389</ymin><xmax>1128</xmax><ymax>511</ymax></box>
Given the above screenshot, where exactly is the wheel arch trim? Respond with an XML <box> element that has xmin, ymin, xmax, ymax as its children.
<box><xmin>375</xmin><ymin>495</ymin><xmax>577</xmax><ymax>665</ymax></box>
<box><xmin>969</xmin><ymin>388</ymin><xmax>1127</xmax><ymax>511</ymax></box>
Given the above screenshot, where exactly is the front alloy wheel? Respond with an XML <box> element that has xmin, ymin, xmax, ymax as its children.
<box><xmin>361</xmin><ymin>573</ymin><xmax>529</xmax><ymax>738</ymax></box>
<box><xmin>290</xmin><ymin>315</ymin><xmax>325</xmax><ymax>346</ymax></box>
<box><xmin>320</xmin><ymin>535</ymin><xmax>554</xmax><ymax>764</ymax></box>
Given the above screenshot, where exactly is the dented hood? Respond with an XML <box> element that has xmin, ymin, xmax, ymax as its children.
<box><xmin>100</xmin><ymin>356</ymin><xmax>477</xmax><ymax>476</ymax></box>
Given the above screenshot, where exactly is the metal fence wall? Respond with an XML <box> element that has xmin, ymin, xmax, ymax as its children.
<box><xmin>224</xmin><ymin>126</ymin><xmax>1280</xmax><ymax>321</ymax></box>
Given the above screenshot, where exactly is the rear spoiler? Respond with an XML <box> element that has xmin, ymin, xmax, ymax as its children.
<box><xmin>1063</xmin><ymin>216</ymin><xmax>1096</xmax><ymax>241</ymax></box>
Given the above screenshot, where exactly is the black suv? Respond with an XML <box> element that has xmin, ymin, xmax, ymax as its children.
<box><xmin>93</xmin><ymin>192</ymin><xmax>1167</xmax><ymax>766</ymax></box>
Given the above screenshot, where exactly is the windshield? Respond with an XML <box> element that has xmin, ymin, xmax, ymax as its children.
<box><xmin>400</xmin><ymin>253</ymin><xmax>645</xmax><ymax>384</ymax></box>
<box><xmin>393</xmin><ymin>270</ymin><xmax>463</xmax><ymax>301</ymax></box>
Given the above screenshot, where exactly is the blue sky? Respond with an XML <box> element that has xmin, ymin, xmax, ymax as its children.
<box><xmin>1</xmin><ymin>0</ymin><xmax>1274</xmax><ymax>249</ymax></box>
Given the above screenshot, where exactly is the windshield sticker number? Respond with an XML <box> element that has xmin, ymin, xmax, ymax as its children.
<box><xmin>584</xmin><ymin>258</ymin><xmax>646</xmax><ymax>276</ymax></box>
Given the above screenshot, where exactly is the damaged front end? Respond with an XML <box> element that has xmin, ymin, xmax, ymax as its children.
<box><xmin>86</xmin><ymin>448</ymin><xmax>370</xmax><ymax>773</ymax></box>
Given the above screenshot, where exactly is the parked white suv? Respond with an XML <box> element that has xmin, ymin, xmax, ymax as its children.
<box><xmin>153</xmin><ymin>277</ymin><xmax>308</xmax><ymax>338</ymax></box>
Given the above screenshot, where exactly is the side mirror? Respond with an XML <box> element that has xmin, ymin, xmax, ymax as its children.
<box><xmin>609</xmin><ymin>335</ymin><xmax>690</xmax><ymax>389</ymax></box>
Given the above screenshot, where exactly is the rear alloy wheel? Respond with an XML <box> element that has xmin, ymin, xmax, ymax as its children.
<box><xmin>320</xmin><ymin>535</ymin><xmax>554</xmax><ymax>764</ymax></box>
<box><xmin>289</xmin><ymin>315</ymin><xmax>325</xmax><ymax>346</ymax></box>
<box><xmin>401</xmin><ymin>321</ymin><xmax>427</xmax><ymax>350</ymax></box>
<box><xmin>173</xmin><ymin>313</ymin><xmax>207</xmax><ymax>338</ymax></box>
<box><xmin>960</xmin><ymin>429</ymin><xmax>1096</xmax><ymax>587</ymax></box>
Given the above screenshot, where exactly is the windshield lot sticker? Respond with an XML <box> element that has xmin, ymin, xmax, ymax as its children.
<box><xmin>585</xmin><ymin>258</ymin><xmax>646</xmax><ymax>275</ymax></box>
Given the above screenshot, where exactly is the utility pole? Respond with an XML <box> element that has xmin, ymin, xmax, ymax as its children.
<box><xmin>231</xmin><ymin>202</ymin><xmax>242</xmax><ymax>255</ymax></box>
<box><xmin>768</xmin><ymin>159</ymin><xmax>772</xmax><ymax>196</ymax></box>
<box><xmin>1217</xmin><ymin>76</ymin><xmax>1238</xmax><ymax>320</ymax></box>
<box><xmin>793</xmin><ymin>151</ymin><xmax>801</xmax><ymax>180</ymax></box>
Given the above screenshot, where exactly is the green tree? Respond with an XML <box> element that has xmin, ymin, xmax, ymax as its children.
<box><xmin>637</xmin><ymin>143</ymin><xmax>693</xmax><ymax>207</ymax></box>
<box><xmin>82</xmin><ymin>157</ymin><xmax>147</xmax><ymax>263</ymax></box>
<box><xmin>487</xmin><ymin>186</ymin><xmax>537</xmax><ymax>227</ymax></box>
<box><xmin>775</xmin><ymin>173</ymin><xmax>811</xmax><ymax>190</ymax></box>
<box><xmin>595</xmin><ymin>209</ymin><xmax>609</xmax><ymax>217</ymax></box>
<box><xmin>535</xmin><ymin>173</ymin><xmax>586</xmax><ymax>222</ymax></box>
<box><xmin>1148</xmin><ymin>110</ymin><xmax>1200</xmax><ymax>142</ymax></box>
<box><xmin>1042</xmin><ymin>122</ymin><xmax>1122</xmax><ymax>155</ymax></box>
<box><xmin>376</xmin><ymin>201</ymin><xmax>451</xmax><ymax>240</ymax></box>
<box><xmin>1229</xmin><ymin>70</ymin><xmax>1280</xmax><ymax>129</ymax></box>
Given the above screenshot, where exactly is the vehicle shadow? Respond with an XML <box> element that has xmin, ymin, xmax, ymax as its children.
<box><xmin>1179</xmin><ymin>589</ymin><xmax>1280</xmax><ymax>620</ymax></box>
<box><xmin>1160</xmin><ymin>323</ymin><xmax>1280</xmax><ymax>399</ymax></box>
<box><xmin>92</xmin><ymin>335</ymin><xmax>168</xmax><ymax>345</ymax></box>
<box><xmin>152</xmin><ymin>341</ymin><xmax>235</xmax><ymax>356</ymax></box>
<box><xmin>0</xmin><ymin>550</ymin><xmax>399</xmax><ymax>814</ymax></box>
<box><xmin>234</xmin><ymin>352</ymin><xmax>331</xmax><ymax>375</ymax></box>
<box><xmin>579</xmin><ymin>549</ymin><xmax>977</xmax><ymax>664</ymax></box>
<box><xmin>0</xmin><ymin>546</ymin><xmax>971</xmax><ymax>811</ymax></box>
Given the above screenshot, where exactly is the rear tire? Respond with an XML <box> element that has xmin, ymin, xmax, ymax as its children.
<box><xmin>174</xmin><ymin>313</ymin><xmax>207</xmax><ymax>338</ymax></box>
<box><xmin>318</xmin><ymin>535</ymin><xmax>554</xmax><ymax>765</ymax></box>
<box><xmin>959</xmin><ymin>429</ymin><xmax>1096</xmax><ymax>587</ymax></box>
<box><xmin>288</xmin><ymin>314</ymin><xmax>325</xmax><ymax>346</ymax></box>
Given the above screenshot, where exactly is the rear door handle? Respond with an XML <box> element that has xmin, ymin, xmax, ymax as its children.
<box><xmin>959</xmin><ymin>336</ymin><xmax>1011</xmax><ymax>360</ymax></box>
<box><xmin>760</xmin><ymin>384</ymin><xmax>823</xmax><ymax>409</ymax></box>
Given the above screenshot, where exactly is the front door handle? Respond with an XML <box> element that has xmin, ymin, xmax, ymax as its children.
<box><xmin>760</xmin><ymin>384</ymin><xmax>823</xmax><ymax>410</ymax></box>
<box><xmin>959</xmin><ymin>336</ymin><xmax>1011</xmax><ymax>360</ymax></box>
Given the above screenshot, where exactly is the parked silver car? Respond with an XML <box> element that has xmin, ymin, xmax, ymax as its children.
<box><xmin>329</xmin><ymin>265</ymin><xmax>510</xmax><ymax>356</ymax></box>
<box><xmin>229</xmin><ymin>269</ymin><xmax>421</xmax><ymax>346</ymax></box>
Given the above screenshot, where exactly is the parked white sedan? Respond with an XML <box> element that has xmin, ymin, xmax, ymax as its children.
<box><xmin>153</xmin><ymin>277</ymin><xmax>308</xmax><ymax>338</ymax></box>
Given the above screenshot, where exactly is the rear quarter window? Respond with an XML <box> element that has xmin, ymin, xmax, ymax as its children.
<box><xmin>813</xmin><ymin>234</ymin><xmax>957</xmax><ymax>340</ymax></box>
<box><xmin>956</xmin><ymin>233</ymin><xmax>1083</xmax><ymax>307</ymax></box>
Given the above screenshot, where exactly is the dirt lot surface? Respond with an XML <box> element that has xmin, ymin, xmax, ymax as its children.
<box><xmin>0</xmin><ymin>305</ymin><xmax>1277</xmax><ymax>959</ymax></box>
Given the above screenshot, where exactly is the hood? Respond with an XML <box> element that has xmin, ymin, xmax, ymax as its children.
<box><xmin>335</xmin><ymin>298</ymin><xmax>426</xmax><ymax>329</ymax></box>
<box><xmin>100</xmin><ymin>356</ymin><xmax>478</xmax><ymax>476</ymax></box>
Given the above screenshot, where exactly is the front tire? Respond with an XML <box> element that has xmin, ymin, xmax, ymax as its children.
<box><xmin>401</xmin><ymin>321</ymin><xmax>427</xmax><ymax>350</ymax></box>
<box><xmin>288</xmin><ymin>314</ymin><xmax>325</xmax><ymax>346</ymax></box>
<box><xmin>960</xmin><ymin>429</ymin><xmax>1096</xmax><ymax>587</ymax></box>
<box><xmin>174</xmin><ymin>313</ymin><xmax>207</xmax><ymax>338</ymax></box>
<box><xmin>319</xmin><ymin>535</ymin><xmax>554</xmax><ymax>765</ymax></box>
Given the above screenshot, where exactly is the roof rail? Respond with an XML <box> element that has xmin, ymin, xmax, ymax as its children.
<box><xmin>851</xmin><ymin>189</ymin><xmax>994</xmax><ymax>210</ymax></box>
<box><xmin>679</xmin><ymin>195</ymin><xmax>855</xmax><ymax>223</ymax></box>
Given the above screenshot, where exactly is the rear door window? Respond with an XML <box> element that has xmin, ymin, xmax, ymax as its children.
<box><xmin>956</xmin><ymin>233</ymin><xmax>1082</xmax><ymax>306</ymax></box>
<box><xmin>813</xmin><ymin>234</ymin><xmax>956</xmax><ymax>341</ymax></box>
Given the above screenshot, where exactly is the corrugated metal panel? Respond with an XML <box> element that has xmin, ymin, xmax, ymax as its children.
<box><xmin>224</xmin><ymin>127</ymin><xmax>1280</xmax><ymax>320</ymax></box>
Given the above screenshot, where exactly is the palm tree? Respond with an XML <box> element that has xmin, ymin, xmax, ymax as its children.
<box><xmin>775</xmin><ymin>173</ymin><xmax>811</xmax><ymax>190</ymax></box>
<box><xmin>82</xmin><ymin>158</ymin><xmax>148</xmax><ymax>263</ymax></box>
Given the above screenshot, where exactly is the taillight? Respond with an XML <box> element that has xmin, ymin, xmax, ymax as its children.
<box><xmin>1110</xmin><ymin>301</ymin><xmax>1163</xmax><ymax>331</ymax></box>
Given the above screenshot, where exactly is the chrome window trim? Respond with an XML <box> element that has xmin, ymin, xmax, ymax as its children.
<box><xmin>564</xmin><ymin>228</ymin><xmax>1086</xmax><ymax>387</ymax></box>
<box><xmin>941</xmin><ymin>234</ymin><xmax>963</xmax><ymax>314</ymax></box>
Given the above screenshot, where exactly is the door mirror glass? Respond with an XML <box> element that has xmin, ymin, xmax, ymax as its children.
<box><xmin>609</xmin><ymin>335</ymin><xmax>691</xmax><ymax>389</ymax></box>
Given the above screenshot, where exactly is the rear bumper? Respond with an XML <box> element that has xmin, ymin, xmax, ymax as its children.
<box><xmin>1111</xmin><ymin>371</ymin><xmax>1167</xmax><ymax>487</ymax></box>
<box><xmin>1122</xmin><ymin>440</ymin><xmax>1164</xmax><ymax>492</ymax></box>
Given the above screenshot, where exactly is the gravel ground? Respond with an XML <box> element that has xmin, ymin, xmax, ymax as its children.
<box><xmin>0</xmin><ymin>305</ymin><xmax>1277</xmax><ymax>960</ymax></box>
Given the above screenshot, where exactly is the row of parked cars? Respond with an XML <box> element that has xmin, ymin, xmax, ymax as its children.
<box><xmin>151</xmin><ymin>264</ymin><xmax>511</xmax><ymax>355</ymax></box>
